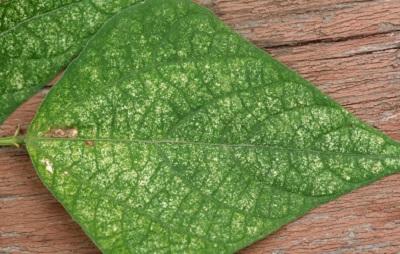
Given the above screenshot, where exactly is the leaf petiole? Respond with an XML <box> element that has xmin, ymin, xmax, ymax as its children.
<box><xmin>0</xmin><ymin>126</ymin><xmax>25</xmax><ymax>147</ymax></box>
<box><xmin>0</xmin><ymin>135</ymin><xmax>25</xmax><ymax>147</ymax></box>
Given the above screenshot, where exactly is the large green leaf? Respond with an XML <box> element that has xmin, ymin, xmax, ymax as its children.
<box><xmin>0</xmin><ymin>0</ymin><xmax>144</xmax><ymax>124</ymax></box>
<box><xmin>25</xmin><ymin>0</ymin><xmax>400</xmax><ymax>253</ymax></box>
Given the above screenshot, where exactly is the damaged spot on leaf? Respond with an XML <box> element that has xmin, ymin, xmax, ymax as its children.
<box><xmin>84</xmin><ymin>140</ymin><xmax>95</xmax><ymax>147</ymax></box>
<box><xmin>41</xmin><ymin>159</ymin><xmax>54</xmax><ymax>174</ymax></box>
<box><xmin>45</xmin><ymin>128</ymin><xmax>78</xmax><ymax>138</ymax></box>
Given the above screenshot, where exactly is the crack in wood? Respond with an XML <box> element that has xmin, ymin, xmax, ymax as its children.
<box><xmin>264</xmin><ymin>30</ymin><xmax>400</xmax><ymax>49</ymax></box>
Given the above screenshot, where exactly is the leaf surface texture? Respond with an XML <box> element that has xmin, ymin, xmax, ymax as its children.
<box><xmin>0</xmin><ymin>0</ymin><xmax>143</xmax><ymax>123</ymax></box>
<box><xmin>24</xmin><ymin>0</ymin><xmax>400</xmax><ymax>253</ymax></box>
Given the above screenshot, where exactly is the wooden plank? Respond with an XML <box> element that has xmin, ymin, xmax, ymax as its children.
<box><xmin>214</xmin><ymin>0</ymin><xmax>400</xmax><ymax>47</ymax></box>
<box><xmin>1</xmin><ymin>0</ymin><xmax>399</xmax><ymax>253</ymax></box>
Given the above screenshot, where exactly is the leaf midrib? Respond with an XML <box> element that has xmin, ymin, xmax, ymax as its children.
<box><xmin>26</xmin><ymin>136</ymin><xmax>400</xmax><ymax>160</ymax></box>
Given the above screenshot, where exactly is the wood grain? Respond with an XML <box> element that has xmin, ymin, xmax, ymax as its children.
<box><xmin>1</xmin><ymin>0</ymin><xmax>400</xmax><ymax>253</ymax></box>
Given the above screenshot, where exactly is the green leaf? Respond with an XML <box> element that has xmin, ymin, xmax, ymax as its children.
<box><xmin>24</xmin><ymin>0</ymin><xmax>400</xmax><ymax>253</ymax></box>
<box><xmin>0</xmin><ymin>0</ymin><xmax>143</xmax><ymax>124</ymax></box>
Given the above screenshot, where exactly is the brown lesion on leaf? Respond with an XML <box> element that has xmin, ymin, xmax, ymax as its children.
<box><xmin>84</xmin><ymin>140</ymin><xmax>95</xmax><ymax>147</ymax></box>
<box><xmin>45</xmin><ymin>128</ymin><xmax>78</xmax><ymax>138</ymax></box>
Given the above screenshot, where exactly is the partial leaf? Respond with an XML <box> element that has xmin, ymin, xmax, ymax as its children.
<box><xmin>25</xmin><ymin>0</ymin><xmax>400</xmax><ymax>253</ymax></box>
<box><xmin>0</xmin><ymin>0</ymin><xmax>143</xmax><ymax>124</ymax></box>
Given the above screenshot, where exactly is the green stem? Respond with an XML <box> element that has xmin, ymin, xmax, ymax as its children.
<box><xmin>0</xmin><ymin>135</ymin><xmax>25</xmax><ymax>147</ymax></box>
